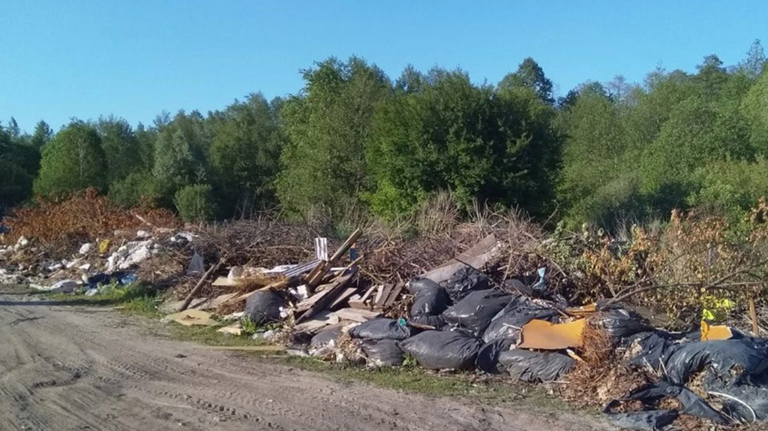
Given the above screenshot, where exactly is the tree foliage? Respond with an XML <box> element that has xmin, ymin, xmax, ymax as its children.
<box><xmin>33</xmin><ymin>122</ymin><xmax>107</xmax><ymax>197</ymax></box>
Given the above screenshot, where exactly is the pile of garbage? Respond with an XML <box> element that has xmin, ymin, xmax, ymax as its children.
<box><xmin>4</xmin><ymin>218</ymin><xmax>768</xmax><ymax>430</ymax></box>
<box><xmin>184</xmin><ymin>232</ymin><xmax>768</xmax><ymax>430</ymax></box>
<box><xmin>0</xmin><ymin>229</ymin><xmax>197</xmax><ymax>295</ymax></box>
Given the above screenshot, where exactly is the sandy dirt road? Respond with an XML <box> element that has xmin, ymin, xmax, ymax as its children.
<box><xmin>0</xmin><ymin>291</ymin><xmax>614</xmax><ymax>431</ymax></box>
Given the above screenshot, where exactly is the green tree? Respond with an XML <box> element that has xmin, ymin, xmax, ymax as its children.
<box><xmin>174</xmin><ymin>183</ymin><xmax>217</xmax><ymax>222</ymax></box>
<box><xmin>33</xmin><ymin>122</ymin><xmax>107</xmax><ymax>196</ymax></box>
<box><xmin>0</xmin><ymin>126</ymin><xmax>35</xmax><ymax>207</ymax></box>
<box><xmin>209</xmin><ymin>93</ymin><xmax>282</xmax><ymax>217</ymax></box>
<box><xmin>499</xmin><ymin>57</ymin><xmax>554</xmax><ymax>104</ymax></box>
<box><xmin>97</xmin><ymin>116</ymin><xmax>143</xmax><ymax>183</ymax></box>
<box><xmin>276</xmin><ymin>57</ymin><xmax>391</xmax><ymax>220</ymax></box>
<box><xmin>742</xmin><ymin>70</ymin><xmax>768</xmax><ymax>152</ymax></box>
<box><xmin>152</xmin><ymin>112</ymin><xmax>209</xmax><ymax>204</ymax></box>
<box><xmin>108</xmin><ymin>171</ymin><xmax>160</xmax><ymax>208</ymax></box>
<box><xmin>30</xmin><ymin>120</ymin><xmax>53</xmax><ymax>149</ymax></box>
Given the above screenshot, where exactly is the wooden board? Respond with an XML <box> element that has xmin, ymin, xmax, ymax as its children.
<box><xmin>333</xmin><ymin>308</ymin><xmax>381</xmax><ymax>323</ymax></box>
<box><xmin>295</xmin><ymin>272</ymin><xmax>355</xmax><ymax>323</ymax></box>
<box><xmin>383</xmin><ymin>284</ymin><xmax>404</xmax><ymax>308</ymax></box>
<box><xmin>421</xmin><ymin>234</ymin><xmax>498</xmax><ymax>284</ymax></box>
<box><xmin>329</xmin><ymin>287</ymin><xmax>358</xmax><ymax>311</ymax></box>
<box><xmin>375</xmin><ymin>284</ymin><xmax>393</xmax><ymax>308</ymax></box>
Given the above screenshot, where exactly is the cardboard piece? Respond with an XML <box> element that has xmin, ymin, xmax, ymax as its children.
<box><xmin>163</xmin><ymin>309</ymin><xmax>218</xmax><ymax>327</ymax></box>
<box><xmin>518</xmin><ymin>318</ymin><xmax>586</xmax><ymax>350</ymax></box>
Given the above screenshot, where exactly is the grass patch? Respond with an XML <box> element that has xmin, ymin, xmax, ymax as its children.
<box><xmin>42</xmin><ymin>283</ymin><xmax>163</xmax><ymax>318</ymax></box>
<box><xmin>165</xmin><ymin>324</ymin><xmax>269</xmax><ymax>347</ymax></box>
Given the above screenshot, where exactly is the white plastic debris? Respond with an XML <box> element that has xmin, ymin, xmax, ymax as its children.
<box><xmin>79</xmin><ymin>263</ymin><xmax>91</xmax><ymax>271</ymax></box>
<box><xmin>85</xmin><ymin>288</ymin><xmax>99</xmax><ymax>296</ymax></box>
<box><xmin>106</xmin><ymin>240</ymin><xmax>154</xmax><ymax>271</ymax></box>
<box><xmin>79</xmin><ymin>243</ymin><xmax>93</xmax><ymax>255</ymax></box>
<box><xmin>49</xmin><ymin>279</ymin><xmax>80</xmax><ymax>294</ymax></box>
<box><xmin>186</xmin><ymin>251</ymin><xmax>205</xmax><ymax>275</ymax></box>
<box><xmin>136</xmin><ymin>230</ymin><xmax>150</xmax><ymax>239</ymax></box>
<box><xmin>227</xmin><ymin>266</ymin><xmax>243</xmax><ymax>280</ymax></box>
<box><xmin>296</xmin><ymin>284</ymin><xmax>308</xmax><ymax>301</ymax></box>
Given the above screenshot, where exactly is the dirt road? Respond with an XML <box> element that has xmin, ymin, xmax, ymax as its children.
<box><xmin>0</xmin><ymin>291</ymin><xmax>613</xmax><ymax>431</ymax></box>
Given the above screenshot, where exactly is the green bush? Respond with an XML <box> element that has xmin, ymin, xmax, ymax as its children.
<box><xmin>108</xmin><ymin>171</ymin><xmax>161</xmax><ymax>208</ymax></box>
<box><xmin>174</xmin><ymin>184</ymin><xmax>217</xmax><ymax>222</ymax></box>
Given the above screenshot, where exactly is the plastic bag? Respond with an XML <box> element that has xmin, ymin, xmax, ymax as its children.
<box><xmin>664</xmin><ymin>339</ymin><xmax>768</xmax><ymax>385</ymax></box>
<box><xmin>702</xmin><ymin>371</ymin><xmax>768</xmax><ymax>422</ymax></box>
<box><xmin>362</xmin><ymin>339</ymin><xmax>405</xmax><ymax>367</ymax></box>
<box><xmin>482</xmin><ymin>296</ymin><xmax>560</xmax><ymax>343</ymax></box>
<box><xmin>605</xmin><ymin>411</ymin><xmax>678</xmax><ymax>431</ymax></box>
<box><xmin>592</xmin><ymin>308</ymin><xmax>652</xmax><ymax>339</ymax></box>
<box><xmin>408</xmin><ymin>277</ymin><xmax>441</xmax><ymax>295</ymax></box>
<box><xmin>186</xmin><ymin>251</ymin><xmax>205</xmax><ymax>275</ymax></box>
<box><xmin>410</xmin><ymin>285</ymin><xmax>451</xmax><ymax>316</ymax></box>
<box><xmin>498</xmin><ymin>349</ymin><xmax>574</xmax><ymax>383</ymax></box>
<box><xmin>398</xmin><ymin>330</ymin><xmax>482</xmax><ymax>370</ymax></box>
<box><xmin>243</xmin><ymin>291</ymin><xmax>285</xmax><ymax>326</ymax></box>
<box><xmin>475</xmin><ymin>338</ymin><xmax>514</xmax><ymax>374</ymax></box>
<box><xmin>443</xmin><ymin>267</ymin><xmax>491</xmax><ymax>303</ymax></box>
<box><xmin>349</xmin><ymin>318</ymin><xmax>413</xmax><ymax>341</ymax></box>
<box><xmin>442</xmin><ymin>290</ymin><xmax>512</xmax><ymax>336</ymax></box>
<box><xmin>605</xmin><ymin>382</ymin><xmax>727</xmax><ymax>425</ymax></box>
<box><xmin>310</xmin><ymin>326</ymin><xmax>343</xmax><ymax>349</ymax></box>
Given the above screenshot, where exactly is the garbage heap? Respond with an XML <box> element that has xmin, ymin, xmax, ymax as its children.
<box><xmin>215</xmin><ymin>232</ymin><xmax>768</xmax><ymax>431</ymax></box>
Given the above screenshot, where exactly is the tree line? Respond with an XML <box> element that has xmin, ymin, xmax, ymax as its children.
<box><xmin>2</xmin><ymin>40</ymin><xmax>767</xmax><ymax>229</ymax></box>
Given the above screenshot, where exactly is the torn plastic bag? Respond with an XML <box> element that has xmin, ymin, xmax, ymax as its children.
<box><xmin>186</xmin><ymin>251</ymin><xmax>204</xmax><ymax>275</ymax></box>
<box><xmin>443</xmin><ymin>266</ymin><xmax>491</xmax><ymax>303</ymax></box>
<box><xmin>498</xmin><ymin>349</ymin><xmax>574</xmax><ymax>383</ymax></box>
<box><xmin>310</xmin><ymin>326</ymin><xmax>343</xmax><ymax>349</ymax></box>
<box><xmin>398</xmin><ymin>330</ymin><xmax>482</xmax><ymax>370</ymax></box>
<box><xmin>605</xmin><ymin>411</ymin><xmax>678</xmax><ymax>431</ymax></box>
<box><xmin>410</xmin><ymin>285</ymin><xmax>451</xmax><ymax>316</ymax></box>
<box><xmin>442</xmin><ymin>290</ymin><xmax>512</xmax><ymax>336</ymax></box>
<box><xmin>243</xmin><ymin>290</ymin><xmax>285</xmax><ymax>326</ymax></box>
<box><xmin>626</xmin><ymin>331</ymin><xmax>678</xmax><ymax>371</ymax></box>
<box><xmin>475</xmin><ymin>338</ymin><xmax>514</xmax><ymax>374</ymax></box>
<box><xmin>362</xmin><ymin>339</ymin><xmax>405</xmax><ymax>367</ymax></box>
<box><xmin>702</xmin><ymin>371</ymin><xmax>768</xmax><ymax>422</ymax></box>
<box><xmin>349</xmin><ymin>318</ymin><xmax>413</xmax><ymax>341</ymax></box>
<box><xmin>482</xmin><ymin>296</ymin><xmax>560</xmax><ymax>343</ymax></box>
<box><xmin>408</xmin><ymin>277</ymin><xmax>441</xmax><ymax>295</ymax></box>
<box><xmin>592</xmin><ymin>308</ymin><xmax>652</xmax><ymax>339</ymax></box>
<box><xmin>606</xmin><ymin>381</ymin><xmax>727</xmax><ymax>425</ymax></box>
<box><xmin>664</xmin><ymin>339</ymin><xmax>768</xmax><ymax>385</ymax></box>
<box><xmin>408</xmin><ymin>314</ymin><xmax>445</xmax><ymax>328</ymax></box>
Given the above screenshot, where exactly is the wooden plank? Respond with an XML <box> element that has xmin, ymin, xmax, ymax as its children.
<box><xmin>295</xmin><ymin>272</ymin><xmax>356</xmax><ymax>323</ymax></box>
<box><xmin>383</xmin><ymin>284</ymin><xmax>404</xmax><ymax>308</ymax></box>
<box><xmin>332</xmin><ymin>308</ymin><xmax>381</xmax><ymax>323</ymax></box>
<box><xmin>295</xmin><ymin>289</ymin><xmax>332</xmax><ymax>313</ymax></box>
<box><xmin>421</xmin><ymin>234</ymin><xmax>498</xmax><ymax>284</ymax></box>
<box><xmin>375</xmin><ymin>284</ymin><xmax>394</xmax><ymax>308</ymax></box>
<box><xmin>359</xmin><ymin>285</ymin><xmax>377</xmax><ymax>303</ymax></box>
<box><xmin>307</xmin><ymin>228</ymin><xmax>362</xmax><ymax>291</ymax></box>
<box><xmin>329</xmin><ymin>287</ymin><xmax>358</xmax><ymax>311</ymax></box>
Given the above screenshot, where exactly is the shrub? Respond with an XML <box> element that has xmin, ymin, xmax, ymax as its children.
<box><xmin>174</xmin><ymin>184</ymin><xmax>217</xmax><ymax>222</ymax></box>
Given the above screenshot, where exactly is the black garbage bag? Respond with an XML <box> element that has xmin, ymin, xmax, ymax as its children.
<box><xmin>409</xmin><ymin>314</ymin><xmax>445</xmax><ymax>328</ymax></box>
<box><xmin>702</xmin><ymin>371</ymin><xmax>768</xmax><ymax>422</ymax></box>
<box><xmin>592</xmin><ymin>308</ymin><xmax>652</xmax><ymax>339</ymax></box>
<box><xmin>361</xmin><ymin>339</ymin><xmax>405</xmax><ymax>367</ymax></box>
<box><xmin>408</xmin><ymin>277</ymin><xmax>441</xmax><ymax>295</ymax></box>
<box><xmin>605</xmin><ymin>382</ymin><xmax>727</xmax><ymax>425</ymax></box>
<box><xmin>443</xmin><ymin>267</ymin><xmax>491</xmax><ymax>303</ymax></box>
<box><xmin>310</xmin><ymin>326</ymin><xmax>343</xmax><ymax>349</ymax></box>
<box><xmin>482</xmin><ymin>296</ymin><xmax>560</xmax><ymax>343</ymax></box>
<box><xmin>475</xmin><ymin>338</ymin><xmax>514</xmax><ymax>374</ymax></box>
<box><xmin>398</xmin><ymin>330</ymin><xmax>482</xmax><ymax>370</ymax></box>
<box><xmin>349</xmin><ymin>318</ymin><xmax>413</xmax><ymax>341</ymax></box>
<box><xmin>410</xmin><ymin>285</ymin><xmax>451</xmax><ymax>316</ymax></box>
<box><xmin>626</xmin><ymin>331</ymin><xmax>678</xmax><ymax>370</ymax></box>
<box><xmin>442</xmin><ymin>290</ymin><xmax>512</xmax><ymax>336</ymax></box>
<box><xmin>665</xmin><ymin>339</ymin><xmax>768</xmax><ymax>385</ymax></box>
<box><xmin>605</xmin><ymin>411</ymin><xmax>679</xmax><ymax>431</ymax></box>
<box><xmin>498</xmin><ymin>349</ymin><xmax>574</xmax><ymax>383</ymax></box>
<box><xmin>243</xmin><ymin>290</ymin><xmax>284</xmax><ymax>325</ymax></box>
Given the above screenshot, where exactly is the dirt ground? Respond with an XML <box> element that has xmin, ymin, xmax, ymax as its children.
<box><xmin>0</xmin><ymin>290</ymin><xmax>615</xmax><ymax>431</ymax></box>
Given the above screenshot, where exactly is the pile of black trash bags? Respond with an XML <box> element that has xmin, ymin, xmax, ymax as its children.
<box><xmin>306</xmin><ymin>266</ymin><xmax>768</xmax><ymax>429</ymax></box>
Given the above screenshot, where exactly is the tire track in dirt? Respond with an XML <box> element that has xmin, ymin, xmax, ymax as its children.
<box><xmin>0</xmin><ymin>292</ymin><xmax>616</xmax><ymax>431</ymax></box>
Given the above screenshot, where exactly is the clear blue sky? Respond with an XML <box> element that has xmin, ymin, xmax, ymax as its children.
<box><xmin>1</xmin><ymin>1</ymin><xmax>766</xmax><ymax>132</ymax></box>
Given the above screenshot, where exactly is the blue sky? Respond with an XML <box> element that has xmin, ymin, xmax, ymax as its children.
<box><xmin>1</xmin><ymin>1</ymin><xmax>766</xmax><ymax>132</ymax></box>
